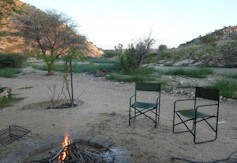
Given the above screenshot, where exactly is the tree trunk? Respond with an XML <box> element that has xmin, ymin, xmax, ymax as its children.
<box><xmin>46</xmin><ymin>61</ymin><xmax>55</xmax><ymax>75</ymax></box>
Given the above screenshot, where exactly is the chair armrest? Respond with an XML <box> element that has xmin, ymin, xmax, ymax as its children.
<box><xmin>194</xmin><ymin>103</ymin><xmax>219</xmax><ymax>119</ymax></box>
<box><xmin>174</xmin><ymin>98</ymin><xmax>195</xmax><ymax>111</ymax></box>
<box><xmin>195</xmin><ymin>103</ymin><xmax>219</xmax><ymax>111</ymax></box>
<box><xmin>130</xmin><ymin>95</ymin><xmax>135</xmax><ymax>105</ymax></box>
<box><xmin>175</xmin><ymin>98</ymin><xmax>195</xmax><ymax>103</ymax></box>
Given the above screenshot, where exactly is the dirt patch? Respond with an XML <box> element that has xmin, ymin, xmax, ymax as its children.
<box><xmin>0</xmin><ymin>72</ymin><xmax>236</xmax><ymax>162</ymax></box>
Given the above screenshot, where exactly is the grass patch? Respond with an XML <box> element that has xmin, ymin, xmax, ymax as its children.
<box><xmin>31</xmin><ymin>62</ymin><xmax>119</xmax><ymax>75</ymax></box>
<box><xmin>106</xmin><ymin>68</ymin><xmax>156</xmax><ymax>82</ymax></box>
<box><xmin>222</xmin><ymin>73</ymin><xmax>237</xmax><ymax>79</ymax></box>
<box><xmin>164</xmin><ymin>68</ymin><xmax>213</xmax><ymax>78</ymax></box>
<box><xmin>88</xmin><ymin>58</ymin><xmax>117</xmax><ymax>64</ymax></box>
<box><xmin>31</xmin><ymin>64</ymin><xmax>48</xmax><ymax>71</ymax></box>
<box><xmin>0</xmin><ymin>96</ymin><xmax>23</xmax><ymax>109</ymax></box>
<box><xmin>0</xmin><ymin>97</ymin><xmax>13</xmax><ymax>109</ymax></box>
<box><xmin>212</xmin><ymin>79</ymin><xmax>237</xmax><ymax>98</ymax></box>
<box><xmin>0</xmin><ymin>68</ymin><xmax>21</xmax><ymax>78</ymax></box>
<box><xmin>74</xmin><ymin>63</ymin><xmax>118</xmax><ymax>74</ymax></box>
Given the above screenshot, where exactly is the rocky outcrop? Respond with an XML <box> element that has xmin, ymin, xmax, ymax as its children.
<box><xmin>0</xmin><ymin>0</ymin><xmax>104</xmax><ymax>57</ymax></box>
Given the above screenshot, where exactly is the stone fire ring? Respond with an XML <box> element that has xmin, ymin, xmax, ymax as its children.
<box><xmin>2</xmin><ymin>134</ymin><xmax>131</xmax><ymax>163</ymax></box>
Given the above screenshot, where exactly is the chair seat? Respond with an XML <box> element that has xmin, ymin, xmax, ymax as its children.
<box><xmin>177</xmin><ymin>109</ymin><xmax>213</xmax><ymax>119</ymax></box>
<box><xmin>132</xmin><ymin>101</ymin><xmax>156</xmax><ymax>109</ymax></box>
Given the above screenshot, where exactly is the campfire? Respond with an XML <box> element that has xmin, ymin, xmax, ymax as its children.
<box><xmin>57</xmin><ymin>133</ymin><xmax>70</xmax><ymax>163</ymax></box>
<box><xmin>29</xmin><ymin>133</ymin><xmax>116</xmax><ymax>163</ymax></box>
<box><xmin>21</xmin><ymin>133</ymin><xmax>130</xmax><ymax>163</ymax></box>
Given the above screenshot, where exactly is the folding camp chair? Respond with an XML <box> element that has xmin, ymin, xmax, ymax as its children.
<box><xmin>129</xmin><ymin>82</ymin><xmax>161</xmax><ymax>128</ymax></box>
<box><xmin>173</xmin><ymin>87</ymin><xmax>220</xmax><ymax>144</ymax></box>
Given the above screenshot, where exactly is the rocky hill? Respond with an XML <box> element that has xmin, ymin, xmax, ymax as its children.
<box><xmin>0</xmin><ymin>0</ymin><xmax>103</xmax><ymax>57</ymax></box>
<box><xmin>153</xmin><ymin>26</ymin><xmax>237</xmax><ymax>67</ymax></box>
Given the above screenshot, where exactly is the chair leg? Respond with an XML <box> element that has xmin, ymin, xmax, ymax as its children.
<box><xmin>158</xmin><ymin>106</ymin><xmax>160</xmax><ymax>125</ymax></box>
<box><xmin>173</xmin><ymin>112</ymin><xmax>194</xmax><ymax>134</ymax></box>
<box><xmin>173</xmin><ymin>110</ymin><xmax>175</xmax><ymax>133</ymax></box>
<box><xmin>134</xmin><ymin>109</ymin><xmax>137</xmax><ymax>121</ymax></box>
<box><xmin>129</xmin><ymin>106</ymin><xmax>131</xmax><ymax>126</ymax></box>
<box><xmin>194</xmin><ymin>117</ymin><xmax>219</xmax><ymax>144</ymax></box>
<box><xmin>155</xmin><ymin>107</ymin><xmax>158</xmax><ymax>128</ymax></box>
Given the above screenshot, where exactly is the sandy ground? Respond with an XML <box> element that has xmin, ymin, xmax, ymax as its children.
<box><xmin>0</xmin><ymin>70</ymin><xmax>237</xmax><ymax>163</ymax></box>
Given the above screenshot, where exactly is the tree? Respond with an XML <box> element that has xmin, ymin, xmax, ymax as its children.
<box><xmin>115</xmin><ymin>35</ymin><xmax>155</xmax><ymax>73</ymax></box>
<box><xmin>157</xmin><ymin>44</ymin><xmax>168</xmax><ymax>52</ymax></box>
<box><xmin>15</xmin><ymin>7</ymin><xmax>86</xmax><ymax>74</ymax></box>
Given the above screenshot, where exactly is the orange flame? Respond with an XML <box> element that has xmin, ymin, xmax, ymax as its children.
<box><xmin>58</xmin><ymin>133</ymin><xmax>71</xmax><ymax>163</ymax></box>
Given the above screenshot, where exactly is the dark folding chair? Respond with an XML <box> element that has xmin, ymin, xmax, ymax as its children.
<box><xmin>173</xmin><ymin>87</ymin><xmax>220</xmax><ymax>144</ymax></box>
<box><xmin>129</xmin><ymin>82</ymin><xmax>161</xmax><ymax>128</ymax></box>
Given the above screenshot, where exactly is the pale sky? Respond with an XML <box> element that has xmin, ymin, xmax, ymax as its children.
<box><xmin>20</xmin><ymin>0</ymin><xmax>237</xmax><ymax>49</ymax></box>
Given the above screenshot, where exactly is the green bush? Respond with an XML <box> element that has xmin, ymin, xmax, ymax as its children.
<box><xmin>106</xmin><ymin>67</ymin><xmax>156</xmax><ymax>82</ymax></box>
<box><xmin>213</xmin><ymin>79</ymin><xmax>237</xmax><ymax>98</ymax></box>
<box><xmin>222</xmin><ymin>73</ymin><xmax>237</xmax><ymax>79</ymax></box>
<box><xmin>32</xmin><ymin>62</ymin><xmax>119</xmax><ymax>75</ymax></box>
<box><xmin>0</xmin><ymin>96</ymin><xmax>12</xmax><ymax>109</ymax></box>
<box><xmin>102</xmin><ymin>50</ymin><xmax>118</xmax><ymax>58</ymax></box>
<box><xmin>0</xmin><ymin>68</ymin><xmax>21</xmax><ymax>78</ymax></box>
<box><xmin>164</xmin><ymin>68</ymin><xmax>213</xmax><ymax>78</ymax></box>
<box><xmin>0</xmin><ymin>53</ymin><xmax>26</xmax><ymax>68</ymax></box>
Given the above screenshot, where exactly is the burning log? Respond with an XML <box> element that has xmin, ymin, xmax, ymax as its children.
<box><xmin>47</xmin><ymin>133</ymin><xmax>113</xmax><ymax>163</ymax></box>
<box><xmin>48</xmin><ymin>142</ymin><xmax>112</xmax><ymax>163</ymax></box>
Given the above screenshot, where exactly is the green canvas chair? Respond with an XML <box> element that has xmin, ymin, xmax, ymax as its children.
<box><xmin>173</xmin><ymin>87</ymin><xmax>220</xmax><ymax>144</ymax></box>
<box><xmin>129</xmin><ymin>82</ymin><xmax>161</xmax><ymax>128</ymax></box>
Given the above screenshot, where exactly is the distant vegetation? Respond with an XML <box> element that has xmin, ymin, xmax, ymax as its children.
<box><xmin>150</xmin><ymin>26</ymin><xmax>237</xmax><ymax>67</ymax></box>
<box><xmin>213</xmin><ymin>79</ymin><xmax>237</xmax><ymax>98</ymax></box>
<box><xmin>0</xmin><ymin>53</ymin><xmax>25</xmax><ymax>68</ymax></box>
<box><xmin>0</xmin><ymin>68</ymin><xmax>21</xmax><ymax>78</ymax></box>
<box><xmin>0</xmin><ymin>53</ymin><xmax>24</xmax><ymax>78</ymax></box>
<box><xmin>163</xmin><ymin>68</ymin><xmax>213</xmax><ymax>78</ymax></box>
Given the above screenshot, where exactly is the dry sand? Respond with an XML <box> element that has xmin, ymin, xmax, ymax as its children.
<box><xmin>0</xmin><ymin>71</ymin><xmax>236</xmax><ymax>162</ymax></box>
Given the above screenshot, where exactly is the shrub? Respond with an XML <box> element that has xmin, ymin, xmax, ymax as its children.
<box><xmin>102</xmin><ymin>50</ymin><xmax>118</xmax><ymax>58</ymax></box>
<box><xmin>157</xmin><ymin>44</ymin><xmax>168</xmax><ymax>52</ymax></box>
<box><xmin>0</xmin><ymin>68</ymin><xmax>21</xmax><ymax>78</ymax></box>
<box><xmin>164</xmin><ymin>68</ymin><xmax>213</xmax><ymax>78</ymax></box>
<box><xmin>106</xmin><ymin>67</ymin><xmax>156</xmax><ymax>82</ymax></box>
<box><xmin>0</xmin><ymin>53</ymin><xmax>25</xmax><ymax>68</ymax></box>
<box><xmin>222</xmin><ymin>73</ymin><xmax>237</xmax><ymax>79</ymax></box>
<box><xmin>213</xmin><ymin>79</ymin><xmax>237</xmax><ymax>99</ymax></box>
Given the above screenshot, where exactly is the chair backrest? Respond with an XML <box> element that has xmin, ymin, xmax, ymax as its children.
<box><xmin>195</xmin><ymin>87</ymin><xmax>219</xmax><ymax>101</ymax></box>
<box><xmin>135</xmin><ymin>82</ymin><xmax>161</xmax><ymax>92</ymax></box>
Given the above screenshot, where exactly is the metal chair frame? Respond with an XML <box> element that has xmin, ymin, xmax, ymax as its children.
<box><xmin>173</xmin><ymin>87</ymin><xmax>220</xmax><ymax>144</ymax></box>
<box><xmin>129</xmin><ymin>82</ymin><xmax>161</xmax><ymax>128</ymax></box>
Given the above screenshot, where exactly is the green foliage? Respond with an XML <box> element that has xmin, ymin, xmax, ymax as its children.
<box><xmin>31</xmin><ymin>64</ymin><xmax>48</xmax><ymax>71</ymax></box>
<box><xmin>88</xmin><ymin>58</ymin><xmax>117</xmax><ymax>64</ymax></box>
<box><xmin>157</xmin><ymin>44</ymin><xmax>168</xmax><ymax>52</ymax></box>
<box><xmin>15</xmin><ymin>8</ymin><xmax>86</xmax><ymax>74</ymax></box>
<box><xmin>132</xmin><ymin>67</ymin><xmax>155</xmax><ymax>76</ymax></box>
<box><xmin>106</xmin><ymin>67</ymin><xmax>156</xmax><ymax>83</ymax></box>
<box><xmin>0</xmin><ymin>68</ymin><xmax>21</xmax><ymax>78</ymax></box>
<box><xmin>200</xmin><ymin>35</ymin><xmax>217</xmax><ymax>44</ymax></box>
<box><xmin>0</xmin><ymin>96</ymin><xmax>12</xmax><ymax>109</ymax></box>
<box><xmin>222</xmin><ymin>73</ymin><xmax>237</xmax><ymax>79</ymax></box>
<box><xmin>212</xmin><ymin>79</ymin><xmax>237</xmax><ymax>98</ymax></box>
<box><xmin>115</xmin><ymin>36</ymin><xmax>155</xmax><ymax>73</ymax></box>
<box><xmin>164</xmin><ymin>68</ymin><xmax>213</xmax><ymax>78</ymax></box>
<box><xmin>0</xmin><ymin>53</ymin><xmax>25</xmax><ymax>68</ymax></box>
<box><xmin>102</xmin><ymin>50</ymin><xmax>118</xmax><ymax>58</ymax></box>
<box><xmin>119</xmin><ymin>44</ymin><xmax>138</xmax><ymax>74</ymax></box>
<box><xmin>0</xmin><ymin>94</ymin><xmax>23</xmax><ymax>109</ymax></box>
<box><xmin>31</xmin><ymin>61</ymin><xmax>119</xmax><ymax>75</ymax></box>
